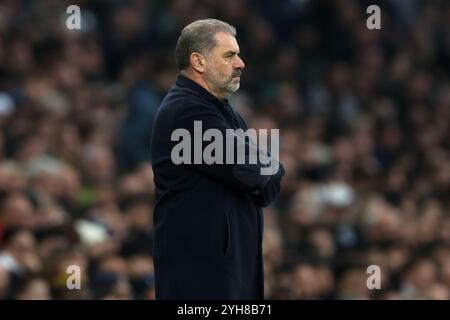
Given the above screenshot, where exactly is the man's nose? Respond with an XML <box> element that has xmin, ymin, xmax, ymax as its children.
<box><xmin>235</xmin><ymin>56</ymin><xmax>245</xmax><ymax>70</ymax></box>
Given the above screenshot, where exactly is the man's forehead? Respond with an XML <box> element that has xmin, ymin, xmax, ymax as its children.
<box><xmin>213</xmin><ymin>32</ymin><xmax>240</xmax><ymax>52</ymax></box>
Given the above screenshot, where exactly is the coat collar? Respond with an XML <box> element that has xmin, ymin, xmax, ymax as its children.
<box><xmin>175</xmin><ymin>73</ymin><xmax>230</xmax><ymax>106</ymax></box>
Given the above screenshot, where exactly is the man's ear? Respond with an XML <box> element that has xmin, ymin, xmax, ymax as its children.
<box><xmin>190</xmin><ymin>52</ymin><xmax>207</xmax><ymax>73</ymax></box>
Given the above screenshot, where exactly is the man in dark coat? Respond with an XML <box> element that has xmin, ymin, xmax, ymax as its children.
<box><xmin>150</xmin><ymin>19</ymin><xmax>285</xmax><ymax>299</ymax></box>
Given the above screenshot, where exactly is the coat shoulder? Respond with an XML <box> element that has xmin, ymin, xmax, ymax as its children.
<box><xmin>158</xmin><ymin>86</ymin><xmax>216</xmax><ymax>120</ymax></box>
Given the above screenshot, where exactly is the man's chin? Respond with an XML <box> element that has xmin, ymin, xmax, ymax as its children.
<box><xmin>228</xmin><ymin>82</ymin><xmax>240</xmax><ymax>93</ymax></box>
<box><xmin>228</xmin><ymin>85</ymin><xmax>240</xmax><ymax>94</ymax></box>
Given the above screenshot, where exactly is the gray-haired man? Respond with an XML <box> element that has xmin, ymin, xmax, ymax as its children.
<box><xmin>151</xmin><ymin>19</ymin><xmax>284</xmax><ymax>299</ymax></box>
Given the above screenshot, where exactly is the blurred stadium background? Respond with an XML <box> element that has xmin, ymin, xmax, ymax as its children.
<box><xmin>1</xmin><ymin>0</ymin><xmax>450</xmax><ymax>299</ymax></box>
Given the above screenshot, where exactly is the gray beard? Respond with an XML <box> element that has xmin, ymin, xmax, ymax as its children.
<box><xmin>226</xmin><ymin>79</ymin><xmax>240</xmax><ymax>95</ymax></box>
<box><xmin>205</xmin><ymin>74</ymin><xmax>240</xmax><ymax>98</ymax></box>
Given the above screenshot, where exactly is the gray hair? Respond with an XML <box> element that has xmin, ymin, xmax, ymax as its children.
<box><xmin>175</xmin><ymin>18</ymin><xmax>236</xmax><ymax>71</ymax></box>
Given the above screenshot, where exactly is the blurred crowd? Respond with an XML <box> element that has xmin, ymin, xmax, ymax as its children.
<box><xmin>1</xmin><ymin>0</ymin><xmax>450</xmax><ymax>299</ymax></box>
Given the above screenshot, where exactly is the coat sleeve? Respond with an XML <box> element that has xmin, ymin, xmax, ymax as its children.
<box><xmin>173</xmin><ymin>102</ymin><xmax>282</xmax><ymax>193</ymax></box>
<box><xmin>249</xmin><ymin>161</ymin><xmax>285</xmax><ymax>207</ymax></box>
<box><xmin>233</xmin><ymin>110</ymin><xmax>285</xmax><ymax>207</ymax></box>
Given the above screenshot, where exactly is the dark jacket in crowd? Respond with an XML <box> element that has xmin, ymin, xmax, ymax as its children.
<box><xmin>150</xmin><ymin>74</ymin><xmax>285</xmax><ymax>299</ymax></box>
